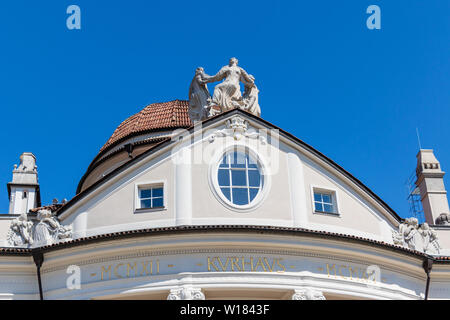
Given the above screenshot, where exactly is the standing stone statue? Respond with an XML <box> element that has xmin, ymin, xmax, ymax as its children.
<box><xmin>188</xmin><ymin>67</ymin><xmax>210</xmax><ymax>122</ymax></box>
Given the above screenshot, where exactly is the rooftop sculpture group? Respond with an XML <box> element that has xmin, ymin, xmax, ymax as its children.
<box><xmin>188</xmin><ymin>58</ymin><xmax>261</xmax><ymax>122</ymax></box>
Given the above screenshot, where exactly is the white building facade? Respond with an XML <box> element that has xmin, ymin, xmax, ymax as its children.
<box><xmin>1</xmin><ymin>60</ymin><xmax>450</xmax><ymax>300</ymax></box>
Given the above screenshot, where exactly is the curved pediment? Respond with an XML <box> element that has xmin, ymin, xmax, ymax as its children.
<box><xmin>56</xmin><ymin>108</ymin><xmax>401</xmax><ymax>246</ymax></box>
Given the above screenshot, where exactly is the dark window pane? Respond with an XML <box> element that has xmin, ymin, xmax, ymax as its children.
<box><xmin>141</xmin><ymin>199</ymin><xmax>152</xmax><ymax>209</ymax></box>
<box><xmin>152</xmin><ymin>188</ymin><xmax>163</xmax><ymax>198</ymax></box>
<box><xmin>140</xmin><ymin>189</ymin><xmax>152</xmax><ymax>199</ymax></box>
<box><xmin>218</xmin><ymin>169</ymin><xmax>230</xmax><ymax>186</ymax></box>
<box><xmin>230</xmin><ymin>152</ymin><xmax>246</xmax><ymax>168</ymax></box>
<box><xmin>322</xmin><ymin>194</ymin><xmax>332</xmax><ymax>204</ymax></box>
<box><xmin>152</xmin><ymin>197</ymin><xmax>164</xmax><ymax>208</ymax></box>
<box><xmin>314</xmin><ymin>202</ymin><xmax>323</xmax><ymax>212</ymax></box>
<box><xmin>232</xmin><ymin>188</ymin><xmax>249</xmax><ymax>205</ymax></box>
<box><xmin>313</xmin><ymin>193</ymin><xmax>322</xmax><ymax>202</ymax></box>
<box><xmin>248</xmin><ymin>170</ymin><xmax>261</xmax><ymax>187</ymax></box>
<box><xmin>324</xmin><ymin>204</ymin><xmax>334</xmax><ymax>213</ymax></box>
<box><xmin>231</xmin><ymin>170</ymin><xmax>247</xmax><ymax>186</ymax></box>
<box><xmin>249</xmin><ymin>188</ymin><xmax>259</xmax><ymax>202</ymax></box>
<box><xmin>221</xmin><ymin>188</ymin><xmax>231</xmax><ymax>201</ymax></box>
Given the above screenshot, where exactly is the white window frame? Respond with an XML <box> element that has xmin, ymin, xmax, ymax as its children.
<box><xmin>209</xmin><ymin>144</ymin><xmax>270</xmax><ymax>212</ymax></box>
<box><xmin>134</xmin><ymin>181</ymin><xmax>166</xmax><ymax>213</ymax></box>
<box><xmin>310</xmin><ymin>186</ymin><xmax>340</xmax><ymax>216</ymax></box>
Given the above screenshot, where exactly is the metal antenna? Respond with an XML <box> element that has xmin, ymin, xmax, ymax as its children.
<box><xmin>416</xmin><ymin>127</ymin><xmax>422</xmax><ymax>150</ymax></box>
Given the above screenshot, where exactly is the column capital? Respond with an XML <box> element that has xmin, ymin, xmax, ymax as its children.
<box><xmin>167</xmin><ymin>286</ymin><xmax>205</xmax><ymax>300</ymax></box>
<box><xmin>292</xmin><ymin>288</ymin><xmax>326</xmax><ymax>300</ymax></box>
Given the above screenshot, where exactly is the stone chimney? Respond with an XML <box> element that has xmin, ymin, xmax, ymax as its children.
<box><xmin>415</xmin><ymin>149</ymin><xmax>450</xmax><ymax>224</ymax></box>
<box><xmin>7</xmin><ymin>153</ymin><xmax>41</xmax><ymax>214</ymax></box>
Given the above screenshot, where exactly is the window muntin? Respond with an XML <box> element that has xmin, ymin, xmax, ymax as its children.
<box><xmin>138</xmin><ymin>186</ymin><xmax>164</xmax><ymax>209</ymax></box>
<box><xmin>217</xmin><ymin>151</ymin><xmax>262</xmax><ymax>206</ymax></box>
<box><xmin>313</xmin><ymin>191</ymin><xmax>335</xmax><ymax>214</ymax></box>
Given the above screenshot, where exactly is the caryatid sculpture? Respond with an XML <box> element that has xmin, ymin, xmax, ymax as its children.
<box><xmin>188</xmin><ymin>58</ymin><xmax>261</xmax><ymax>122</ymax></box>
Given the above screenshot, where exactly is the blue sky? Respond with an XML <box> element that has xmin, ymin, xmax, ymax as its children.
<box><xmin>0</xmin><ymin>0</ymin><xmax>449</xmax><ymax>219</ymax></box>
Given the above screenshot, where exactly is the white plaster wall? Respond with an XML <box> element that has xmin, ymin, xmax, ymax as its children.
<box><xmin>0</xmin><ymin>217</ymin><xmax>14</xmax><ymax>246</ymax></box>
<box><xmin>60</xmin><ymin>115</ymin><xmax>400</xmax><ymax>243</ymax></box>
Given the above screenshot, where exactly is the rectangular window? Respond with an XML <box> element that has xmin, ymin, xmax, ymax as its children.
<box><xmin>137</xmin><ymin>185</ymin><xmax>164</xmax><ymax>210</ymax></box>
<box><xmin>313</xmin><ymin>189</ymin><xmax>337</xmax><ymax>214</ymax></box>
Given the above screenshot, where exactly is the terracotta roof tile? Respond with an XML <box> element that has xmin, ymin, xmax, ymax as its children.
<box><xmin>100</xmin><ymin>100</ymin><xmax>192</xmax><ymax>153</ymax></box>
<box><xmin>29</xmin><ymin>203</ymin><xmax>64</xmax><ymax>213</ymax></box>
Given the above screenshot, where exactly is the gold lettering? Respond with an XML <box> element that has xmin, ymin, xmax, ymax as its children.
<box><xmin>207</xmin><ymin>257</ymin><xmax>219</xmax><ymax>272</ymax></box>
<box><xmin>141</xmin><ymin>261</ymin><xmax>153</xmax><ymax>276</ymax></box>
<box><xmin>348</xmin><ymin>266</ymin><xmax>358</xmax><ymax>279</ymax></box>
<box><xmin>255</xmin><ymin>258</ymin><xmax>267</xmax><ymax>272</ymax></box>
<box><xmin>326</xmin><ymin>263</ymin><xmax>336</xmax><ymax>277</ymax></box>
<box><xmin>217</xmin><ymin>257</ymin><xmax>230</xmax><ymax>271</ymax></box>
<box><xmin>231</xmin><ymin>257</ymin><xmax>242</xmax><ymax>271</ymax></box>
<box><xmin>114</xmin><ymin>263</ymin><xmax>124</xmax><ymax>278</ymax></box>
<box><xmin>361</xmin><ymin>268</ymin><xmax>369</xmax><ymax>281</ymax></box>
<box><xmin>264</xmin><ymin>257</ymin><xmax>276</xmax><ymax>272</ymax></box>
<box><xmin>101</xmin><ymin>265</ymin><xmax>112</xmax><ymax>280</ymax></box>
<box><xmin>276</xmin><ymin>258</ymin><xmax>286</xmax><ymax>273</ymax></box>
<box><xmin>338</xmin><ymin>265</ymin><xmax>347</xmax><ymax>278</ymax></box>
<box><xmin>127</xmin><ymin>262</ymin><xmax>137</xmax><ymax>278</ymax></box>
<box><xmin>242</xmin><ymin>257</ymin><xmax>254</xmax><ymax>272</ymax></box>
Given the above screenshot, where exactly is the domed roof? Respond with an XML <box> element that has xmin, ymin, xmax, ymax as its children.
<box><xmin>99</xmin><ymin>100</ymin><xmax>192</xmax><ymax>153</ymax></box>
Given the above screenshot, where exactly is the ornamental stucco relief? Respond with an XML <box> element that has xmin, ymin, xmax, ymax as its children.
<box><xmin>7</xmin><ymin>209</ymin><xmax>72</xmax><ymax>248</ymax></box>
<box><xmin>392</xmin><ymin>217</ymin><xmax>440</xmax><ymax>254</ymax></box>
<box><xmin>292</xmin><ymin>288</ymin><xmax>326</xmax><ymax>300</ymax></box>
<box><xmin>208</xmin><ymin>115</ymin><xmax>266</xmax><ymax>144</ymax></box>
<box><xmin>167</xmin><ymin>287</ymin><xmax>205</xmax><ymax>300</ymax></box>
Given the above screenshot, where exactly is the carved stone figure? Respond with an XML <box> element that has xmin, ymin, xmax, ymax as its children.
<box><xmin>33</xmin><ymin>209</ymin><xmax>72</xmax><ymax>247</ymax></box>
<box><xmin>292</xmin><ymin>288</ymin><xmax>326</xmax><ymax>300</ymax></box>
<box><xmin>192</xmin><ymin>58</ymin><xmax>260</xmax><ymax>117</ymax></box>
<box><xmin>243</xmin><ymin>83</ymin><xmax>261</xmax><ymax>117</ymax></box>
<box><xmin>419</xmin><ymin>223</ymin><xmax>440</xmax><ymax>254</ymax></box>
<box><xmin>435</xmin><ymin>213</ymin><xmax>450</xmax><ymax>225</ymax></box>
<box><xmin>167</xmin><ymin>287</ymin><xmax>205</xmax><ymax>300</ymax></box>
<box><xmin>188</xmin><ymin>67</ymin><xmax>210</xmax><ymax>122</ymax></box>
<box><xmin>392</xmin><ymin>217</ymin><xmax>441</xmax><ymax>254</ymax></box>
<box><xmin>400</xmin><ymin>217</ymin><xmax>419</xmax><ymax>250</ymax></box>
<box><xmin>7</xmin><ymin>213</ymin><xmax>33</xmax><ymax>247</ymax></box>
<box><xmin>202</xmin><ymin>57</ymin><xmax>254</xmax><ymax>112</ymax></box>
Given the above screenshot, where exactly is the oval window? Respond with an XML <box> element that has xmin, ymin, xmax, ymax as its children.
<box><xmin>217</xmin><ymin>150</ymin><xmax>263</xmax><ymax>206</ymax></box>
